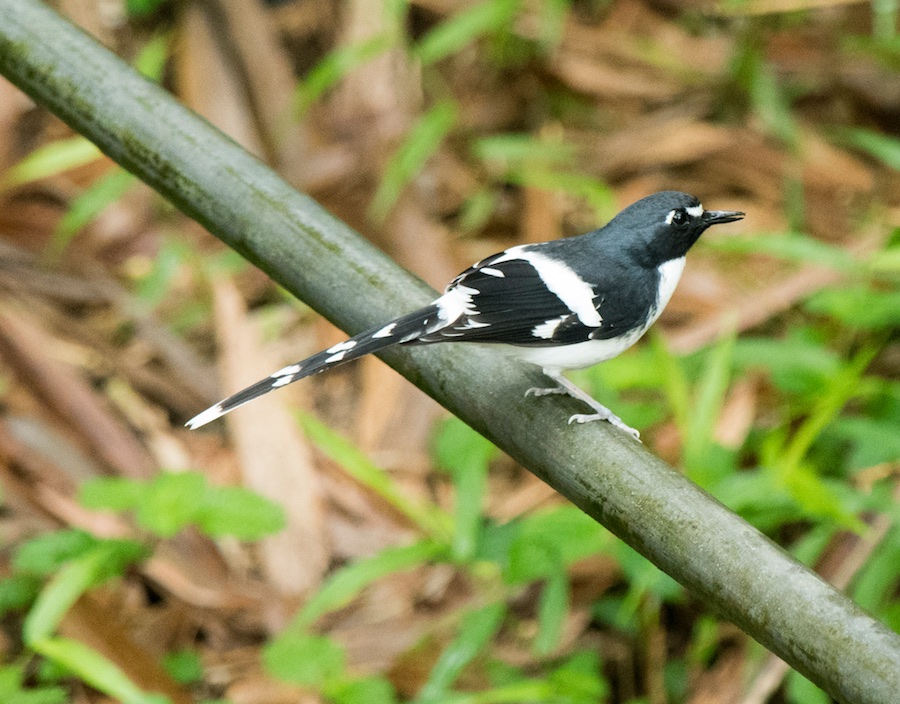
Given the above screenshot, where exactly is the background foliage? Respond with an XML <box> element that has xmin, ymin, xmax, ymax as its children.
<box><xmin>0</xmin><ymin>1</ymin><xmax>898</xmax><ymax>703</ymax></box>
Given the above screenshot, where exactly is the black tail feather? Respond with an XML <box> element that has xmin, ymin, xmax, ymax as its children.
<box><xmin>186</xmin><ymin>304</ymin><xmax>441</xmax><ymax>428</ymax></box>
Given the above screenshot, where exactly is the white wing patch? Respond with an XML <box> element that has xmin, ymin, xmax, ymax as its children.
<box><xmin>532</xmin><ymin>315</ymin><xmax>567</xmax><ymax>340</ymax></box>
<box><xmin>479</xmin><ymin>267</ymin><xmax>504</xmax><ymax>277</ymax></box>
<box><xmin>435</xmin><ymin>283</ymin><xmax>480</xmax><ymax>322</ymax></box>
<box><xmin>493</xmin><ymin>247</ymin><xmax>602</xmax><ymax>328</ymax></box>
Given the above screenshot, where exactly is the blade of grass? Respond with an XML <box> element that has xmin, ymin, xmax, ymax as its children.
<box><xmin>23</xmin><ymin>541</ymin><xmax>143</xmax><ymax>644</ymax></box>
<box><xmin>413</xmin><ymin>0</ymin><xmax>521</xmax><ymax>66</ymax></box>
<box><xmin>835</xmin><ymin>127</ymin><xmax>900</xmax><ymax>170</ymax></box>
<box><xmin>297</xmin><ymin>411</ymin><xmax>452</xmax><ymax>540</ymax></box>
<box><xmin>32</xmin><ymin>637</ymin><xmax>167</xmax><ymax>704</ymax></box>
<box><xmin>370</xmin><ymin>101</ymin><xmax>457</xmax><ymax>222</ymax></box>
<box><xmin>648</xmin><ymin>332</ymin><xmax>691</xmax><ymax>433</ymax></box>
<box><xmin>2</xmin><ymin>136</ymin><xmax>101</xmax><ymax>189</ymax></box>
<box><xmin>416</xmin><ymin>602</ymin><xmax>506</xmax><ymax>702</ymax></box>
<box><xmin>706</xmin><ymin>232</ymin><xmax>862</xmax><ymax>273</ymax></box>
<box><xmin>534</xmin><ymin>565</ymin><xmax>567</xmax><ymax>656</ymax></box>
<box><xmin>293</xmin><ymin>539</ymin><xmax>446</xmax><ymax>629</ymax></box>
<box><xmin>47</xmin><ymin>168</ymin><xmax>137</xmax><ymax>262</ymax></box>
<box><xmin>684</xmin><ymin>324</ymin><xmax>737</xmax><ymax>486</ymax></box>
<box><xmin>780</xmin><ymin>344</ymin><xmax>880</xmax><ymax>477</ymax></box>
<box><xmin>295</xmin><ymin>33</ymin><xmax>396</xmax><ymax>117</ymax></box>
<box><xmin>434</xmin><ymin>417</ymin><xmax>498</xmax><ymax>561</ymax></box>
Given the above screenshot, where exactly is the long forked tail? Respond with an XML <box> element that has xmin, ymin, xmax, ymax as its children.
<box><xmin>186</xmin><ymin>304</ymin><xmax>442</xmax><ymax>429</ymax></box>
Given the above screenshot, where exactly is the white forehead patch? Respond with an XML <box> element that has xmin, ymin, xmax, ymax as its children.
<box><xmin>665</xmin><ymin>204</ymin><xmax>704</xmax><ymax>224</ymax></box>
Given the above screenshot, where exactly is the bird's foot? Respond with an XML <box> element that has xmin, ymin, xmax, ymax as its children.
<box><xmin>568</xmin><ymin>412</ymin><xmax>641</xmax><ymax>441</ymax></box>
<box><xmin>525</xmin><ymin>385</ymin><xmax>567</xmax><ymax>398</ymax></box>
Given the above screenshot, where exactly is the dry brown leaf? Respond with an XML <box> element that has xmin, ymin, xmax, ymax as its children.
<box><xmin>211</xmin><ymin>277</ymin><xmax>330</xmax><ymax>602</ymax></box>
<box><xmin>714</xmin><ymin>376</ymin><xmax>759</xmax><ymax>450</ymax></box>
<box><xmin>176</xmin><ymin>2</ymin><xmax>267</xmax><ymax>158</ymax></box>
<box><xmin>0</xmin><ymin>303</ymin><xmax>156</xmax><ymax>478</ymax></box>
<box><xmin>59</xmin><ymin>594</ymin><xmax>193</xmax><ymax>704</ymax></box>
<box><xmin>687</xmin><ymin>645</ymin><xmax>747</xmax><ymax>704</ymax></box>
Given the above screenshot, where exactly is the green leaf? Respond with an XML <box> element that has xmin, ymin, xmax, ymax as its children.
<box><xmin>509</xmin><ymin>169</ymin><xmax>616</xmax><ymax>222</ymax></box>
<box><xmin>684</xmin><ymin>326</ymin><xmax>737</xmax><ymax>487</ymax></box>
<box><xmin>125</xmin><ymin>0</ymin><xmax>167</xmax><ymax>18</ymax></box>
<box><xmin>0</xmin><ymin>663</ymin><xmax>68</xmax><ymax>704</ymax></box>
<box><xmin>506</xmin><ymin>506</ymin><xmax>606</xmax><ymax>584</ymax></box>
<box><xmin>648</xmin><ymin>333</ymin><xmax>691</xmax><ymax>431</ymax></box>
<box><xmin>851</xmin><ymin>527</ymin><xmax>900</xmax><ymax>624</ymax></box>
<box><xmin>24</xmin><ymin>541</ymin><xmax>145</xmax><ymax>643</ymax></box>
<box><xmin>295</xmin><ymin>34</ymin><xmax>395</xmax><ymax>115</ymax></box>
<box><xmin>298</xmin><ymin>412</ymin><xmax>451</xmax><ymax>539</ymax></box>
<box><xmin>80</xmin><ymin>477</ymin><xmax>144</xmax><ymax>512</ymax></box>
<box><xmin>837</xmin><ymin>127</ymin><xmax>900</xmax><ymax>170</ymax></box>
<box><xmin>195</xmin><ymin>485</ymin><xmax>285</xmax><ymax>540</ymax></box>
<box><xmin>548</xmin><ymin>651</ymin><xmax>609</xmax><ymax>704</ymax></box>
<box><xmin>779</xmin><ymin>345</ymin><xmax>879</xmax><ymax>479</ymax></box>
<box><xmin>414</xmin><ymin>0</ymin><xmax>521</xmax><ymax>65</ymax></box>
<box><xmin>2</xmin><ymin>137</ymin><xmax>101</xmax><ymax>188</ymax></box>
<box><xmin>614</xmin><ymin>543</ymin><xmax>682</xmax><ymax>607</ymax></box>
<box><xmin>732</xmin><ymin>336</ymin><xmax>841</xmax><ymax>396</ymax></box>
<box><xmin>434</xmin><ymin>417</ymin><xmax>497</xmax><ymax>561</ymax></box>
<box><xmin>295</xmin><ymin>540</ymin><xmax>444</xmax><ymax>629</ymax></box>
<box><xmin>741</xmin><ymin>46</ymin><xmax>796</xmax><ymax>146</ymax></box>
<box><xmin>0</xmin><ymin>574</ymin><xmax>41</xmax><ymax>616</ymax></box>
<box><xmin>472</xmin><ymin>133</ymin><xmax>574</xmax><ymax>172</ymax></box>
<box><xmin>263</xmin><ymin>632</ymin><xmax>346</xmax><ymax>686</ymax></box>
<box><xmin>329</xmin><ymin>676</ymin><xmax>398</xmax><ymax>704</ymax></box>
<box><xmin>136</xmin><ymin>471</ymin><xmax>207</xmax><ymax>538</ymax></box>
<box><xmin>48</xmin><ymin>168</ymin><xmax>137</xmax><ymax>261</ymax></box>
<box><xmin>0</xmin><ymin>665</ymin><xmax>24</xmax><ymax>695</ymax></box>
<box><xmin>434</xmin><ymin>417</ymin><xmax>497</xmax><ymax>479</ymax></box>
<box><xmin>133</xmin><ymin>238</ymin><xmax>188</xmax><ymax>310</ymax></box>
<box><xmin>13</xmin><ymin>530</ymin><xmax>99</xmax><ymax>577</ymax></box>
<box><xmin>417</xmin><ymin>602</ymin><xmax>506</xmax><ymax>701</ymax></box>
<box><xmin>806</xmin><ymin>285</ymin><xmax>900</xmax><ymax>330</ymax></box>
<box><xmin>31</xmin><ymin>637</ymin><xmax>168</xmax><ymax>704</ymax></box>
<box><xmin>714</xmin><ymin>469</ymin><xmax>800</xmax><ymax>532</ymax></box>
<box><xmin>828</xmin><ymin>416</ymin><xmax>900</xmax><ymax>470</ymax></box>
<box><xmin>133</xmin><ymin>33</ymin><xmax>171</xmax><ymax>82</ymax></box>
<box><xmin>370</xmin><ymin>101</ymin><xmax>457</xmax><ymax>221</ymax></box>
<box><xmin>869</xmin><ymin>244</ymin><xmax>900</xmax><ymax>274</ymax></box>
<box><xmin>162</xmin><ymin>649</ymin><xmax>203</xmax><ymax>684</ymax></box>
<box><xmin>786</xmin><ymin>669</ymin><xmax>830</xmax><ymax>704</ymax></box>
<box><xmin>534</xmin><ymin>568</ymin><xmax>567</xmax><ymax>655</ymax></box>
<box><xmin>457</xmin><ymin>188</ymin><xmax>498</xmax><ymax>232</ymax></box>
<box><xmin>707</xmin><ymin>232</ymin><xmax>861</xmax><ymax>272</ymax></box>
<box><xmin>536</xmin><ymin>0</ymin><xmax>570</xmax><ymax>49</ymax></box>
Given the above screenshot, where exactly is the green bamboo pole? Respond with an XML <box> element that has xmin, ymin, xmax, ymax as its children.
<box><xmin>1</xmin><ymin>2</ymin><xmax>898</xmax><ymax>701</ymax></box>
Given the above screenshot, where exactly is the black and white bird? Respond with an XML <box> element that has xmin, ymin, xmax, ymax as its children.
<box><xmin>187</xmin><ymin>191</ymin><xmax>743</xmax><ymax>439</ymax></box>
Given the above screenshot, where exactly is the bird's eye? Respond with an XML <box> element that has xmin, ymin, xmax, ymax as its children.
<box><xmin>668</xmin><ymin>209</ymin><xmax>688</xmax><ymax>226</ymax></box>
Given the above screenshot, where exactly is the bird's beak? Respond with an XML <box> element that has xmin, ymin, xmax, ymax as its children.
<box><xmin>702</xmin><ymin>209</ymin><xmax>745</xmax><ymax>225</ymax></box>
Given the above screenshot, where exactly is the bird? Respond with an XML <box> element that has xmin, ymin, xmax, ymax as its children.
<box><xmin>186</xmin><ymin>191</ymin><xmax>743</xmax><ymax>439</ymax></box>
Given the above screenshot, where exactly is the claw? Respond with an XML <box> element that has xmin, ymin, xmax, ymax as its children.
<box><xmin>529</xmin><ymin>368</ymin><xmax>642</xmax><ymax>441</ymax></box>
<box><xmin>567</xmin><ymin>412</ymin><xmax>641</xmax><ymax>441</ymax></box>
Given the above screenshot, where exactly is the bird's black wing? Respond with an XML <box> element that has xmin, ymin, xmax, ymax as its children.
<box><xmin>418</xmin><ymin>250</ymin><xmax>604</xmax><ymax>346</ymax></box>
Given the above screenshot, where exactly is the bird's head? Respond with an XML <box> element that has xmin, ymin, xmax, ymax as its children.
<box><xmin>610</xmin><ymin>191</ymin><xmax>744</xmax><ymax>266</ymax></box>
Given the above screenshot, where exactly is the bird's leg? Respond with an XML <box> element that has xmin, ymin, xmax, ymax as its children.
<box><xmin>525</xmin><ymin>385</ymin><xmax>568</xmax><ymax>398</ymax></box>
<box><xmin>534</xmin><ymin>368</ymin><xmax>641</xmax><ymax>441</ymax></box>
